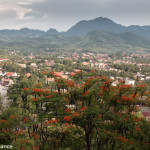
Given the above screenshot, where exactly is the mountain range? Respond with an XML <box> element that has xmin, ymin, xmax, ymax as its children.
<box><xmin>65</xmin><ymin>17</ymin><xmax>150</xmax><ymax>40</ymax></box>
<box><xmin>0</xmin><ymin>17</ymin><xmax>150</xmax><ymax>53</ymax></box>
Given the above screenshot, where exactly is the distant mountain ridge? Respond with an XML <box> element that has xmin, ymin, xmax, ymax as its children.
<box><xmin>1</xmin><ymin>17</ymin><xmax>150</xmax><ymax>40</ymax></box>
<box><xmin>0</xmin><ymin>17</ymin><xmax>150</xmax><ymax>53</ymax></box>
<box><xmin>65</xmin><ymin>17</ymin><xmax>150</xmax><ymax>40</ymax></box>
<box><xmin>0</xmin><ymin>28</ymin><xmax>44</xmax><ymax>42</ymax></box>
<box><xmin>66</xmin><ymin>17</ymin><xmax>126</xmax><ymax>36</ymax></box>
<box><xmin>0</xmin><ymin>17</ymin><xmax>150</xmax><ymax>40</ymax></box>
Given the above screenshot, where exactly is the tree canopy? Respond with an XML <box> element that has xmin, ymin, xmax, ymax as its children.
<box><xmin>0</xmin><ymin>71</ymin><xmax>150</xmax><ymax>150</ymax></box>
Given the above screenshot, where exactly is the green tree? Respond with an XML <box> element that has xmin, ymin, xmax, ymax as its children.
<box><xmin>1</xmin><ymin>72</ymin><xmax>150</xmax><ymax>150</ymax></box>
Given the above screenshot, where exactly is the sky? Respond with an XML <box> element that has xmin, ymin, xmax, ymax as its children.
<box><xmin>0</xmin><ymin>0</ymin><xmax>150</xmax><ymax>31</ymax></box>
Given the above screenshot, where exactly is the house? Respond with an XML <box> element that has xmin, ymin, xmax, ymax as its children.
<box><xmin>110</xmin><ymin>76</ymin><xmax>115</xmax><ymax>80</ymax></box>
<box><xmin>1</xmin><ymin>78</ymin><xmax>14</xmax><ymax>86</ymax></box>
<box><xmin>54</xmin><ymin>71</ymin><xmax>64</xmax><ymax>77</ymax></box>
<box><xmin>45</xmin><ymin>62</ymin><xmax>52</xmax><ymax>66</ymax></box>
<box><xmin>98</xmin><ymin>63</ymin><xmax>107</xmax><ymax>69</ymax></box>
<box><xmin>65</xmin><ymin>72</ymin><xmax>69</xmax><ymax>75</ymax></box>
<box><xmin>18</xmin><ymin>64</ymin><xmax>26</xmax><ymax>68</ymax></box>
<box><xmin>112</xmin><ymin>77</ymin><xmax>135</xmax><ymax>86</ymax></box>
<box><xmin>26</xmin><ymin>73</ymin><xmax>31</xmax><ymax>78</ymax></box>
<box><xmin>109</xmin><ymin>68</ymin><xmax>118</xmax><ymax>72</ymax></box>
<box><xmin>46</xmin><ymin>78</ymin><xmax>55</xmax><ymax>83</ymax></box>
<box><xmin>6</xmin><ymin>72</ymin><xmax>18</xmax><ymax>78</ymax></box>
<box><xmin>31</xmin><ymin>63</ymin><xmax>37</xmax><ymax>67</ymax></box>
<box><xmin>112</xmin><ymin>80</ymin><xmax>119</xmax><ymax>86</ymax></box>
<box><xmin>70</xmin><ymin>72</ymin><xmax>75</xmax><ymax>77</ymax></box>
<box><xmin>0</xmin><ymin>59</ymin><xmax>4</xmax><ymax>62</ymax></box>
<box><xmin>57</xmin><ymin>56</ymin><xmax>64</xmax><ymax>59</ymax></box>
<box><xmin>146</xmin><ymin>76</ymin><xmax>150</xmax><ymax>80</ymax></box>
<box><xmin>135</xmin><ymin>73</ymin><xmax>146</xmax><ymax>81</ymax></box>
<box><xmin>125</xmin><ymin>78</ymin><xmax>135</xmax><ymax>86</ymax></box>
<box><xmin>75</xmin><ymin>69</ymin><xmax>81</xmax><ymax>73</ymax></box>
<box><xmin>61</xmin><ymin>75</ymin><xmax>68</xmax><ymax>79</ymax></box>
<box><xmin>0</xmin><ymin>71</ymin><xmax>3</xmax><ymax>76</ymax></box>
<box><xmin>82</xmin><ymin>62</ymin><xmax>90</xmax><ymax>66</ymax></box>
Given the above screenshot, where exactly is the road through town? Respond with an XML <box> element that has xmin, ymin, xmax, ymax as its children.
<box><xmin>0</xmin><ymin>84</ymin><xmax>9</xmax><ymax>108</ymax></box>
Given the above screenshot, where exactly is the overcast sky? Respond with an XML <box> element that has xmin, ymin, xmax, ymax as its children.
<box><xmin>0</xmin><ymin>0</ymin><xmax>150</xmax><ymax>31</ymax></box>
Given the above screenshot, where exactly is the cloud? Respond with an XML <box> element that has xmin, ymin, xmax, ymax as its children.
<box><xmin>0</xmin><ymin>0</ymin><xmax>150</xmax><ymax>31</ymax></box>
<box><xmin>0</xmin><ymin>0</ymin><xmax>46</xmax><ymax>20</ymax></box>
<box><xmin>21</xmin><ymin>0</ymin><xmax>150</xmax><ymax>31</ymax></box>
<box><xmin>0</xmin><ymin>0</ymin><xmax>48</xmax><ymax>30</ymax></box>
<box><xmin>24</xmin><ymin>12</ymin><xmax>45</xmax><ymax>19</ymax></box>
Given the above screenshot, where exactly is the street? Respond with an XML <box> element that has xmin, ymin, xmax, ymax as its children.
<box><xmin>0</xmin><ymin>84</ymin><xmax>9</xmax><ymax>108</ymax></box>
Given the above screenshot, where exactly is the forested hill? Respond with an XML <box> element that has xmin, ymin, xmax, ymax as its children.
<box><xmin>0</xmin><ymin>30</ymin><xmax>150</xmax><ymax>53</ymax></box>
<box><xmin>0</xmin><ymin>17</ymin><xmax>150</xmax><ymax>53</ymax></box>
<box><xmin>66</xmin><ymin>17</ymin><xmax>150</xmax><ymax>40</ymax></box>
<box><xmin>1</xmin><ymin>17</ymin><xmax>150</xmax><ymax>40</ymax></box>
<box><xmin>66</xmin><ymin>17</ymin><xmax>125</xmax><ymax>36</ymax></box>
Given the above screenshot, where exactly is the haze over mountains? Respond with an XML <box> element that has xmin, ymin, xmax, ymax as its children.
<box><xmin>0</xmin><ymin>17</ymin><xmax>150</xmax><ymax>53</ymax></box>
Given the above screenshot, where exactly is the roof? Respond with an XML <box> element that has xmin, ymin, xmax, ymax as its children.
<box><xmin>46</xmin><ymin>78</ymin><xmax>54</xmax><ymax>82</ymax></box>
<box><xmin>7</xmin><ymin>72</ymin><xmax>14</xmax><ymax>75</ymax></box>
<box><xmin>26</xmin><ymin>73</ymin><xmax>31</xmax><ymax>77</ymax></box>
<box><xmin>61</xmin><ymin>75</ymin><xmax>68</xmax><ymax>79</ymax></box>
<box><xmin>54</xmin><ymin>72</ymin><xmax>63</xmax><ymax>76</ymax></box>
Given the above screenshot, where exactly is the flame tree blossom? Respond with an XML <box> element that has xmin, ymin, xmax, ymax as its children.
<box><xmin>2</xmin><ymin>72</ymin><xmax>150</xmax><ymax>150</ymax></box>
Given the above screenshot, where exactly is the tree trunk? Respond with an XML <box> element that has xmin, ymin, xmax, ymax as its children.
<box><xmin>86</xmin><ymin>132</ymin><xmax>91</xmax><ymax>150</ymax></box>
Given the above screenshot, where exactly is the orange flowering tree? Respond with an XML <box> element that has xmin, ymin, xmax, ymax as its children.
<box><xmin>1</xmin><ymin>71</ymin><xmax>150</xmax><ymax>150</ymax></box>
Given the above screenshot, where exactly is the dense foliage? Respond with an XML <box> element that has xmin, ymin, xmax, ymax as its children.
<box><xmin>0</xmin><ymin>31</ymin><xmax>150</xmax><ymax>54</ymax></box>
<box><xmin>0</xmin><ymin>71</ymin><xmax>150</xmax><ymax>150</ymax></box>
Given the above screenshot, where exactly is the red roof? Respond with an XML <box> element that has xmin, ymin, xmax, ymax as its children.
<box><xmin>70</xmin><ymin>72</ymin><xmax>75</xmax><ymax>76</ymax></box>
<box><xmin>54</xmin><ymin>72</ymin><xmax>63</xmax><ymax>76</ymax></box>
<box><xmin>7</xmin><ymin>72</ymin><xmax>14</xmax><ymax>75</ymax></box>
<box><xmin>26</xmin><ymin>73</ymin><xmax>31</xmax><ymax>77</ymax></box>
